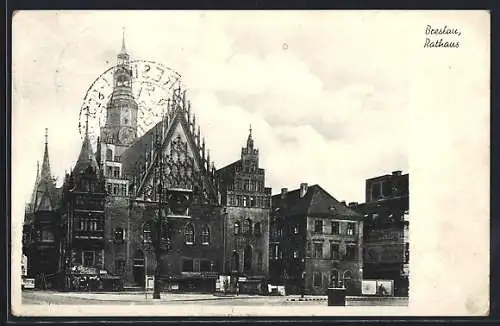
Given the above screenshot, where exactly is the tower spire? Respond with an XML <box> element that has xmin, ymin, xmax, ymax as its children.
<box><xmin>121</xmin><ymin>26</ymin><xmax>127</xmax><ymax>53</ymax></box>
<box><xmin>40</xmin><ymin>128</ymin><xmax>52</xmax><ymax>181</ymax></box>
<box><xmin>247</xmin><ymin>123</ymin><xmax>254</xmax><ymax>149</ymax></box>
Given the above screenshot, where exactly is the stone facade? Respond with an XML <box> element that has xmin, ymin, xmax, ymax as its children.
<box><xmin>270</xmin><ymin>184</ymin><xmax>363</xmax><ymax>295</ymax></box>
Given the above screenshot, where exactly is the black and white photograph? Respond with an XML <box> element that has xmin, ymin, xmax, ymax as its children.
<box><xmin>11</xmin><ymin>10</ymin><xmax>489</xmax><ymax>317</ymax></box>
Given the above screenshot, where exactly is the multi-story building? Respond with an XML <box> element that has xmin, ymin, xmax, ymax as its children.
<box><xmin>22</xmin><ymin>130</ymin><xmax>62</xmax><ymax>289</ymax></box>
<box><xmin>59</xmin><ymin>124</ymin><xmax>107</xmax><ymax>285</ymax></box>
<box><xmin>216</xmin><ymin>128</ymin><xmax>272</xmax><ymax>293</ymax></box>
<box><xmin>269</xmin><ymin>184</ymin><xmax>364</xmax><ymax>295</ymax></box>
<box><xmin>23</xmin><ymin>37</ymin><xmax>272</xmax><ymax>293</ymax></box>
<box><xmin>351</xmin><ymin>171</ymin><xmax>409</xmax><ymax>296</ymax></box>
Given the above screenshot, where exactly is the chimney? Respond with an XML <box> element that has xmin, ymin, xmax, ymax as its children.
<box><xmin>300</xmin><ymin>183</ymin><xmax>308</xmax><ymax>198</ymax></box>
<box><xmin>281</xmin><ymin>188</ymin><xmax>288</xmax><ymax>200</ymax></box>
<box><xmin>348</xmin><ymin>202</ymin><xmax>358</xmax><ymax>208</ymax></box>
<box><xmin>392</xmin><ymin>170</ymin><xmax>402</xmax><ymax>176</ymax></box>
<box><xmin>340</xmin><ymin>200</ymin><xmax>346</xmax><ymax>206</ymax></box>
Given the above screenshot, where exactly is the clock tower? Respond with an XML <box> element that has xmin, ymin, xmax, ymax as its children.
<box><xmin>100</xmin><ymin>29</ymin><xmax>138</xmax><ymax>147</ymax></box>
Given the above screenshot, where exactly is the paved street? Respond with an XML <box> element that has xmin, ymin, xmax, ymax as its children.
<box><xmin>22</xmin><ymin>291</ymin><xmax>328</xmax><ymax>306</ymax></box>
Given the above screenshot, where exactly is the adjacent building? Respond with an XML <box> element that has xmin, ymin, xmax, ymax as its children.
<box><xmin>216</xmin><ymin>128</ymin><xmax>272</xmax><ymax>293</ymax></box>
<box><xmin>269</xmin><ymin>184</ymin><xmax>364</xmax><ymax>295</ymax></box>
<box><xmin>351</xmin><ymin>171</ymin><xmax>409</xmax><ymax>296</ymax></box>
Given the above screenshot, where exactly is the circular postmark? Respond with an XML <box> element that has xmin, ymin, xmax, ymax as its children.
<box><xmin>79</xmin><ymin>60</ymin><xmax>183</xmax><ymax>148</ymax></box>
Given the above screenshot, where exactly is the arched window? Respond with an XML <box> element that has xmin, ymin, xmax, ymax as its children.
<box><xmin>331</xmin><ymin>270</ymin><xmax>339</xmax><ymax>288</ymax></box>
<box><xmin>106</xmin><ymin>148</ymin><xmax>113</xmax><ymax>161</ymax></box>
<box><xmin>234</xmin><ymin>221</ymin><xmax>241</xmax><ymax>235</ymax></box>
<box><xmin>231</xmin><ymin>251</ymin><xmax>240</xmax><ymax>273</ymax></box>
<box><xmin>184</xmin><ymin>223</ymin><xmax>194</xmax><ymax>245</ymax></box>
<box><xmin>201</xmin><ymin>225</ymin><xmax>210</xmax><ymax>245</ymax></box>
<box><xmin>244</xmin><ymin>245</ymin><xmax>252</xmax><ymax>272</ymax></box>
<box><xmin>254</xmin><ymin>222</ymin><xmax>262</xmax><ymax>236</ymax></box>
<box><xmin>114</xmin><ymin>227</ymin><xmax>124</xmax><ymax>241</ymax></box>
<box><xmin>343</xmin><ymin>270</ymin><xmax>352</xmax><ymax>289</ymax></box>
<box><xmin>243</xmin><ymin>218</ymin><xmax>252</xmax><ymax>235</ymax></box>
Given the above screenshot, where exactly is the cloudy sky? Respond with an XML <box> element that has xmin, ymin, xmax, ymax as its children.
<box><xmin>13</xmin><ymin>11</ymin><xmax>409</xmax><ymax>206</ymax></box>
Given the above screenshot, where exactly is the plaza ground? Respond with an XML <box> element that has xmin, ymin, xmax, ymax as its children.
<box><xmin>21</xmin><ymin>290</ymin><xmax>407</xmax><ymax>306</ymax></box>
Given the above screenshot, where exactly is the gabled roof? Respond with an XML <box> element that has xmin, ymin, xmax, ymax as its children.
<box><xmin>272</xmin><ymin>184</ymin><xmax>362</xmax><ymax>220</ymax></box>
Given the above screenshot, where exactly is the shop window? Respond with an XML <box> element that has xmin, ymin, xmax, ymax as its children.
<box><xmin>313</xmin><ymin>272</ymin><xmax>322</xmax><ymax>287</ymax></box>
<box><xmin>182</xmin><ymin>259</ymin><xmax>194</xmax><ymax>272</ymax></box>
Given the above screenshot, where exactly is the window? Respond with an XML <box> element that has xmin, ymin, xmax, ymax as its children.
<box><xmin>114</xmin><ymin>155</ymin><xmax>121</xmax><ymax>162</ymax></box>
<box><xmin>106</xmin><ymin>149</ymin><xmax>113</xmax><ymax>161</ymax></box>
<box><xmin>143</xmin><ymin>222</ymin><xmax>152</xmax><ymax>243</ymax></box>
<box><xmin>41</xmin><ymin>230</ymin><xmax>54</xmax><ymax>242</ymax></box>
<box><xmin>330</xmin><ymin>242</ymin><xmax>340</xmax><ymax>260</ymax></box>
<box><xmin>113</xmin><ymin>184</ymin><xmax>119</xmax><ymax>195</ymax></box>
<box><xmin>272</xmin><ymin>244</ymin><xmax>280</xmax><ymax>260</ymax></box>
<box><xmin>371</xmin><ymin>183</ymin><xmax>381</xmax><ymax>200</ymax></box>
<box><xmin>345</xmin><ymin>245</ymin><xmax>356</xmax><ymax>260</ymax></box>
<box><xmin>331</xmin><ymin>270</ymin><xmax>339</xmax><ymax>287</ymax></box>
<box><xmin>243</xmin><ymin>218</ymin><xmax>252</xmax><ymax>235</ymax></box>
<box><xmin>242</xmin><ymin>197</ymin><xmax>247</xmax><ymax>207</ymax></box>
<box><xmin>314</xmin><ymin>220</ymin><xmax>323</xmax><ymax>234</ymax></box>
<box><xmin>343</xmin><ymin>271</ymin><xmax>352</xmax><ymax>289</ymax></box>
<box><xmin>106</xmin><ymin>183</ymin><xmax>112</xmax><ymax>194</ymax></box>
<box><xmin>313</xmin><ymin>272</ymin><xmax>322</xmax><ymax>287</ymax></box>
<box><xmin>293</xmin><ymin>250</ymin><xmax>299</xmax><ymax>259</ymax></box>
<box><xmin>293</xmin><ymin>225</ymin><xmax>299</xmax><ymax>234</ymax></box>
<box><xmin>234</xmin><ymin>221</ymin><xmax>241</xmax><ymax>235</ymax></box>
<box><xmin>200</xmin><ymin>260</ymin><xmax>211</xmax><ymax>272</ymax></box>
<box><xmin>113</xmin><ymin>168</ymin><xmax>120</xmax><ymax>178</ymax></box>
<box><xmin>115</xmin><ymin>260</ymin><xmax>125</xmax><ymax>274</ymax></box>
<box><xmin>313</xmin><ymin>243</ymin><xmax>323</xmax><ymax>259</ymax></box>
<box><xmin>184</xmin><ymin>223</ymin><xmax>194</xmax><ymax>244</ymax></box>
<box><xmin>120</xmin><ymin>184</ymin><xmax>127</xmax><ymax>197</ymax></box>
<box><xmin>114</xmin><ymin>227</ymin><xmax>125</xmax><ymax>242</ymax></box>
<box><xmin>182</xmin><ymin>259</ymin><xmax>194</xmax><ymax>272</ymax></box>
<box><xmin>346</xmin><ymin>223</ymin><xmax>356</xmax><ymax>236</ymax></box>
<box><xmin>331</xmin><ymin>221</ymin><xmax>340</xmax><ymax>234</ymax></box>
<box><xmin>232</xmin><ymin>251</ymin><xmax>240</xmax><ymax>272</ymax></box>
<box><xmin>257</xmin><ymin>252</ymin><xmax>263</xmax><ymax>271</ymax></box>
<box><xmin>244</xmin><ymin>245</ymin><xmax>252</xmax><ymax>271</ymax></box>
<box><xmin>83</xmin><ymin>251</ymin><xmax>95</xmax><ymax>267</ymax></box>
<box><xmin>201</xmin><ymin>225</ymin><xmax>210</xmax><ymax>245</ymax></box>
<box><xmin>254</xmin><ymin>222</ymin><xmax>262</xmax><ymax>236</ymax></box>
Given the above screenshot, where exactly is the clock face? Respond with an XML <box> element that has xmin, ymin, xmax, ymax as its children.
<box><xmin>119</xmin><ymin>127</ymin><xmax>136</xmax><ymax>146</ymax></box>
<box><xmin>168</xmin><ymin>193</ymin><xmax>190</xmax><ymax>215</ymax></box>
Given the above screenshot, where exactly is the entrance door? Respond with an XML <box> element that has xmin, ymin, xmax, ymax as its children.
<box><xmin>133</xmin><ymin>250</ymin><xmax>145</xmax><ymax>287</ymax></box>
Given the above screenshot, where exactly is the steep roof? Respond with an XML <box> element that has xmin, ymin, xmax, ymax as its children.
<box><xmin>32</xmin><ymin>131</ymin><xmax>59</xmax><ymax>213</ymax></box>
<box><xmin>272</xmin><ymin>184</ymin><xmax>362</xmax><ymax>220</ymax></box>
<box><xmin>73</xmin><ymin>132</ymin><xmax>99</xmax><ymax>175</ymax></box>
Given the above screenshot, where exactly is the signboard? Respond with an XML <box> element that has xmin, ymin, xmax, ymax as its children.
<box><xmin>362</xmin><ymin>280</ymin><xmax>377</xmax><ymax>295</ymax></box>
<box><xmin>362</xmin><ymin>279</ymin><xmax>394</xmax><ymax>296</ymax></box>
<box><xmin>145</xmin><ymin>275</ymin><xmax>154</xmax><ymax>291</ymax></box>
<box><xmin>22</xmin><ymin>278</ymin><xmax>35</xmax><ymax>289</ymax></box>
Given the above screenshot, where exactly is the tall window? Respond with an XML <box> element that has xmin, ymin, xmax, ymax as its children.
<box><xmin>243</xmin><ymin>218</ymin><xmax>252</xmax><ymax>235</ymax></box>
<box><xmin>201</xmin><ymin>225</ymin><xmax>210</xmax><ymax>245</ymax></box>
<box><xmin>405</xmin><ymin>242</ymin><xmax>409</xmax><ymax>263</ymax></box>
<box><xmin>346</xmin><ymin>222</ymin><xmax>356</xmax><ymax>236</ymax></box>
<box><xmin>106</xmin><ymin>149</ymin><xmax>113</xmax><ymax>161</ymax></box>
<box><xmin>293</xmin><ymin>225</ymin><xmax>299</xmax><ymax>234</ymax></box>
<box><xmin>331</xmin><ymin>270</ymin><xmax>339</xmax><ymax>287</ymax></box>
<box><xmin>120</xmin><ymin>184</ymin><xmax>127</xmax><ymax>196</ymax></box>
<box><xmin>345</xmin><ymin>245</ymin><xmax>356</xmax><ymax>260</ymax></box>
<box><xmin>143</xmin><ymin>222</ymin><xmax>152</xmax><ymax>243</ymax></box>
<box><xmin>313</xmin><ymin>272</ymin><xmax>322</xmax><ymax>287</ymax></box>
<box><xmin>232</xmin><ymin>251</ymin><xmax>240</xmax><ymax>272</ymax></box>
<box><xmin>257</xmin><ymin>251</ymin><xmax>263</xmax><ymax>271</ymax></box>
<box><xmin>313</xmin><ymin>243</ymin><xmax>323</xmax><ymax>259</ymax></box>
<box><xmin>234</xmin><ymin>221</ymin><xmax>241</xmax><ymax>235</ymax></box>
<box><xmin>314</xmin><ymin>220</ymin><xmax>323</xmax><ymax>234</ymax></box>
<box><xmin>83</xmin><ymin>251</ymin><xmax>95</xmax><ymax>267</ymax></box>
<box><xmin>244</xmin><ymin>245</ymin><xmax>252</xmax><ymax>271</ymax></box>
<box><xmin>330</xmin><ymin>242</ymin><xmax>340</xmax><ymax>260</ymax></box>
<box><xmin>115</xmin><ymin>260</ymin><xmax>125</xmax><ymax>274</ymax></box>
<box><xmin>331</xmin><ymin>221</ymin><xmax>340</xmax><ymax>234</ymax></box>
<box><xmin>343</xmin><ymin>271</ymin><xmax>352</xmax><ymax>289</ymax></box>
<box><xmin>184</xmin><ymin>223</ymin><xmax>194</xmax><ymax>245</ymax></box>
<box><xmin>254</xmin><ymin>222</ymin><xmax>262</xmax><ymax>236</ymax></box>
